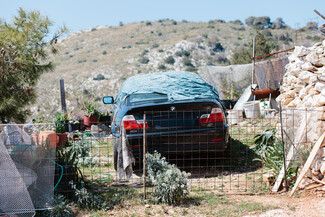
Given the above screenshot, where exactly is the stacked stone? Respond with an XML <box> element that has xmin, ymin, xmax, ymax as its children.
<box><xmin>277</xmin><ymin>40</ymin><xmax>325</xmax><ymax>108</ymax></box>
<box><xmin>277</xmin><ymin>40</ymin><xmax>325</xmax><ymax>190</ymax></box>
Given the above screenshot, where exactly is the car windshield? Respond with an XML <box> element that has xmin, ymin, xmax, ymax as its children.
<box><xmin>127</xmin><ymin>93</ymin><xmax>168</xmax><ymax>105</ymax></box>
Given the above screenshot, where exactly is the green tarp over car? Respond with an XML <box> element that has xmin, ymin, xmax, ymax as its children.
<box><xmin>116</xmin><ymin>71</ymin><xmax>220</xmax><ymax>102</ymax></box>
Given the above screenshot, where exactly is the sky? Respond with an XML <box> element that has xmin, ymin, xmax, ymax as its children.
<box><xmin>1</xmin><ymin>0</ymin><xmax>324</xmax><ymax>34</ymax></box>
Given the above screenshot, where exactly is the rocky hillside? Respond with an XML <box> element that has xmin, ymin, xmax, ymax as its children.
<box><xmin>33</xmin><ymin>19</ymin><xmax>320</xmax><ymax>120</ymax></box>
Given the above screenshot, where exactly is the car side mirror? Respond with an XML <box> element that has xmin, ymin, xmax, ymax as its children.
<box><xmin>103</xmin><ymin>96</ymin><xmax>114</xmax><ymax>104</ymax></box>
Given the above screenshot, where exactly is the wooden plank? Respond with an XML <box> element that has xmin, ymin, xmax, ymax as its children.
<box><xmin>272</xmin><ymin>112</ymin><xmax>311</xmax><ymax>192</ymax></box>
<box><xmin>306</xmin><ymin>183</ymin><xmax>323</xmax><ymax>190</ymax></box>
<box><xmin>312</xmin><ymin>177</ymin><xmax>325</xmax><ymax>185</ymax></box>
<box><xmin>289</xmin><ymin>132</ymin><xmax>325</xmax><ymax>197</ymax></box>
<box><xmin>60</xmin><ymin>78</ymin><xmax>67</xmax><ymax>113</ymax></box>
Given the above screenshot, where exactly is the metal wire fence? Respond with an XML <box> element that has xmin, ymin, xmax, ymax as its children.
<box><xmin>0</xmin><ymin>107</ymin><xmax>323</xmax><ymax>214</ymax></box>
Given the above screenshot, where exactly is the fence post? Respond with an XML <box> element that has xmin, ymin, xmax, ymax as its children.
<box><xmin>279</xmin><ymin>103</ymin><xmax>288</xmax><ymax>191</ymax></box>
<box><xmin>143</xmin><ymin>113</ymin><xmax>146</xmax><ymax>199</ymax></box>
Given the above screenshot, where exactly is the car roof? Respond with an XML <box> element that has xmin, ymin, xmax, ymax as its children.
<box><xmin>116</xmin><ymin>71</ymin><xmax>219</xmax><ymax>102</ymax></box>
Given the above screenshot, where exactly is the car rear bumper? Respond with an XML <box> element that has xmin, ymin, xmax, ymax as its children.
<box><xmin>127</xmin><ymin>128</ymin><xmax>229</xmax><ymax>159</ymax></box>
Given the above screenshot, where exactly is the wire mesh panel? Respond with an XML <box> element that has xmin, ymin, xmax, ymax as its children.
<box><xmin>1</xmin><ymin>107</ymin><xmax>319</xmax><ymax>213</ymax></box>
<box><xmin>0</xmin><ymin>123</ymin><xmax>55</xmax><ymax>216</ymax></box>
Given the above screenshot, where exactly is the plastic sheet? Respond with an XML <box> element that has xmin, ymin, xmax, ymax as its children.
<box><xmin>116</xmin><ymin>71</ymin><xmax>220</xmax><ymax>102</ymax></box>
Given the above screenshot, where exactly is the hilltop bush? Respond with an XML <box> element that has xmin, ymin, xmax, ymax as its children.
<box><xmin>211</xmin><ymin>42</ymin><xmax>225</xmax><ymax>52</ymax></box>
<box><xmin>158</xmin><ymin>64</ymin><xmax>167</xmax><ymax>70</ymax></box>
<box><xmin>165</xmin><ymin>56</ymin><xmax>175</xmax><ymax>64</ymax></box>
<box><xmin>182</xmin><ymin>57</ymin><xmax>194</xmax><ymax>67</ymax></box>
<box><xmin>139</xmin><ymin>56</ymin><xmax>149</xmax><ymax>64</ymax></box>
<box><xmin>93</xmin><ymin>74</ymin><xmax>105</xmax><ymax>81</ymax></box>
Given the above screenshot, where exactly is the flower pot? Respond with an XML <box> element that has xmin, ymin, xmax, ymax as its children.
<box><xmin>68</xmin><ymin>123</ymin><xmax>80</xmax><ymax>132</ymax></box>
<box><xmin>54</xmin><ymin>163</ymin><xmax>76</xmax><ymax>199</ymax></box>
<box><xmin>83</xmin><ymin>115</ymin><xmax>98</xmax><ymax>128</ymax></box>
<box><xmin>99</xmin><ymin>115</ymin><xmax>111</xmax><ymax>127</ymax></box>
<box><xmin>58</xmin><ymin>120</ymin><xmax>69</xmax><ymax>132</ymax></box>
<box><xmin>38</xmin><ymin>131</ymin><xmax>58</xmax><ymax>148</ymax></box>
<box><xmin>57</xmin><ymin>133</ymin><xmax>68</xmax><ymax>148</ymax></box>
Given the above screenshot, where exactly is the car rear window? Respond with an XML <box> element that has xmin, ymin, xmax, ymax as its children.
<box><xmin>127</xmin><ymin>93</ymin><xmax>168</xmax><ymax>105</ymax></box>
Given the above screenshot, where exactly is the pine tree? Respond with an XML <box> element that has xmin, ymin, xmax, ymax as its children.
<box><xmin>0</xmin><ymin>8</ymin><xmax>67</xmax><ymax>123</ymax></box>
<box><xmin>231</xmin><ymin>31</ymin><xmax>272</xmax><ymax>65</ymax></box>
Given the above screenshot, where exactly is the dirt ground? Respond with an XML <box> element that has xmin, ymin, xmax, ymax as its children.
<box><xmin>80</xmin><ymin>189</ymin><xmax>325</xmax><ymax>217</ymax></box>
<box><xmin>231</xmin><ymin>191</ymin><xmax>325</xmax><ymax>217</ymax></box>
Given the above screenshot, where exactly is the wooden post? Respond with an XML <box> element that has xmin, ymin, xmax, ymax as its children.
<box><xmin>314</xmin><ymin>9</ymin><xmax>325</xmax><ymax>21</ymax></box>
<box><xmin>143</xmin><ymin>113</ymin><xmax>147</xmax><ymax>199</ymax></box>
<box><xmin>60</xmin><ymin>79</ymin><xmax>67</xmax><ymax>113</ymax></box>
<box><xmin>251</xmin><ymin>37</ymin><xmax>256</xmax><ymax>88</ymax></box>
<box><xmin>289</xmin><ymin>132</ymin><xmax>325</xmax><ymax>197</ymax></box>
<box><xmin>272</xmin><ymin>111</ymin><xmax>311</xmax><ymax>192</ymax></box>
<box><xmin>279</xmin><ymin>103</ymin><xmax>288</xmax><ymax>191</ymax></box>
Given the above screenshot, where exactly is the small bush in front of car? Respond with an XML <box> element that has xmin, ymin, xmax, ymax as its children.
<box><xmin>146</xmin><ymin>151</ymin><xmax>190</xmax><ymax>205</ymax></box>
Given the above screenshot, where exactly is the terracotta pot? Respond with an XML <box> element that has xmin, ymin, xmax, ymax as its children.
<box><xmin>83</xmin><ymin>115</ymin><xmax>98</xmax><ymax>128</ymax></box>
<box><xmin>38</xmin><ymin>131</ymin><xmax>58</xmax><ymax>148</ymax></box>
<box><xmin>57</xmin><ymin>133</ymin><xmax>68</xmax><ymax>148</ymax></box>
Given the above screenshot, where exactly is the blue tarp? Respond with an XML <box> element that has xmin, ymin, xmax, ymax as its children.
<box><xmin>117</xmin><ymin>71</ymin><xmax>219</xmax><ymax>101</ymax></box>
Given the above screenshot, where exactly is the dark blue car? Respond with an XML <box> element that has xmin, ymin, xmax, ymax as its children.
<box><xmin>103</xmin><ymin>71</ymin><xmax>229</xmax><ymax>170</ymax></box>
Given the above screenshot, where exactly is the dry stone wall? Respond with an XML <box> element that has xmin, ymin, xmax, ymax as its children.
<box><xmin>276</xmin><ymin>40</ymin><xmax>325</xmax><ymax>189</ymax></box>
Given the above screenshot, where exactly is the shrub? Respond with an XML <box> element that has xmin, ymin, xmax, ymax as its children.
<box><xmin>233</xmin><ymin>19</ymin><xmax>243</xmax><ymax>25</ymax></box>
<box><xmin>146</xmin><ymin>151</ymin><xmax>190</xmax><ymax>205</ymax></box>
<box><xmin>141</xmin><ymin>49</ymin><xmax>149</xmax><ymax>56</ymax></box>
<box><xmin>146</xmin><ymin>21</ymin><xmax>152</xmax><ymax>26</ymax></box>
<box><xmin>158</xmin><ymin>49</ymin><xmax>164</xmax><ymax>53</ymax></box>
<box><xmin>182</xmin><ymin>50</ymin><xmax>190</xmax><ymax>57</ymax></box>
<box><xmin>102</xmin><ymin>50</ymin><xmax>107</xmax><ymax>55</ymax></box>
<box><xmin>202</xmin><ymin>34</ymin><xmax>208</xmax><ymax>39</ymax></box>
<box><xmin>93</xmin><ymin>74</ymin><xmax>105</xmax><ymax>81</ymax></box>
<box><xmin>211</xmin><ymin>42</ymin><xmax>225</xmax><ymax>52</ymax></box>
<box><xmin>216</xmin><ymin>19</ymin><xmax>225</xmax><ymax>23</ymax></box>
<box><xmin>175</xmin><ymin>51</ymin><xmax>183</xmax><ymax>57</ymax></box>
<box><xmin>185</xmin><ymin>67</ymin><xmax>198</xmax><ymax>73</ymax></box>
<box><xmin>158</xmin><ymin>64</ymin><xmax>167</xmax><ymax>70</ymax></box>
<box><xmin>70</xmin><ymin>181</ymin><xmax>107</xmax><ymax>210</ymax></box>
<box><xmin>152</xmin><ymin>43</ymin><xmax>159</xmax><ymax>48</ymax></box>
<box><xmin>38</xmin><ymin>194</ymin><xmax>74</xmax><ymax>217</ymax></box>
<box><xmin>158</xmin><ymin>32</ymin><xmax>163</xmax><ymax>36</ymax></box>
<box><xmin>182</xmin><ymin>57</ymin><xmax>194</xmax><ymax>67</ymax></box>
<box><xmin>119</xmin><ymin>21</ymin><xmax>123</xmax><ymax>27</ymax></box>
<box><xmin>165</xmin><ymin>56</ymin><xmax>175</xmax><ymax>64</ymax></box>
<box><xmin>172</xmin><ymin>20</ymin><xmax>177</xmax><ymax>25</ymax></box>
<box><xmin>139</xmin><ymin>56</ymin><xmax>149</xmax><ymax>64</ymax></box>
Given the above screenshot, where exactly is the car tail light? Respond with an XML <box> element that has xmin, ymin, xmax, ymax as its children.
<box><xmin>200</xmin><ymin>108</ymin><xmax>224</xmax><ymax>124</ymax></box>
<box><xmin>122</xmin><ymin>115</ymin><xmax>148</xmax><ymax>130</ymax></box>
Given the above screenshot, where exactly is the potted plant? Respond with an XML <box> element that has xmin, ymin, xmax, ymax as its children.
<box><xmin>55</xmin><ymin>145</ymin><xmax>84</xmax><ymax>199</ymax></box>
<box><xmin>54</xmin><ymin>112</ymin><xmax>69</xmax><ymax>147</ymax></box>
<box><xmin>68</xmin><ymin>113</ymin><xmax>82</xmax><ymax>132</ymax></box>
<box><xmin>99</xmin><ymin>111</ymin><xmax>111</xmax><ymax>126</ymax></box>
<box><xmin>83</xmin><ymin>102</ymin><xmax>100</xmax><ymax>129</ymax></box>
<box><xmin>54</xmin><ymin>112</ymin><xmax>69</xmax><ymax>132</ymax></box>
